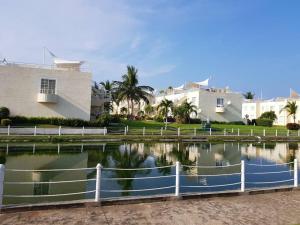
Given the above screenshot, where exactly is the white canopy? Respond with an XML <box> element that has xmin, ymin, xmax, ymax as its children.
<box><xmin>173</xmin><ymin>84</ymin><xmax>184</xmax><ymax>90</ymax></box>
<box><xmin>195</xmin><ymin>78</ymin><xmax>209</xmax><ymax>86</ymax></box>
<box><xmin>54</xmin><ymin>58</ymin><xmax>85</xmax><ymax>65</ymax></box>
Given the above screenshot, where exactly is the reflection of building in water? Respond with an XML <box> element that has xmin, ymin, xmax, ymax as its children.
<box><xmin>2</xmin><ymin>144</ymin><xmax>89</xmax><ymax>205</ymax></box>
<box><xmin>241</xmin><ymin>143</ymin><xmax>300</xmax><ymax>164</ymax></box>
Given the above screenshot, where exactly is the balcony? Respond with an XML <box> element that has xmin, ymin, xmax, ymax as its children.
<box><xmin>37</xmin><ymin>93</ymin><xmax>58</xmax><ymax>103</ymax></box>
<box><xmin>215</xmin><ymin>105</ymin><xmax>225</xmax><ymax>113</ymax></box>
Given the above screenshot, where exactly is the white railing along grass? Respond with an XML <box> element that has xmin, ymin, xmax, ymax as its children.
<box><xmin>0</xmin><ymin>159</ymin><xmax>298</xmax><ymax>208</ymax></box>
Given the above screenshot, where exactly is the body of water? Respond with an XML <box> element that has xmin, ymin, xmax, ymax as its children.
<box><xmin>0</xmin><ymin>142</ymin><xmax>299</xmax><ymax>206</ymax></box>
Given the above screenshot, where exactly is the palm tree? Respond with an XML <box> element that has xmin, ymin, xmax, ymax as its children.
<box><xmin>144</xmin><ymin>104</ymin><xmax>154</xmax><ymax>116</ymax></box>
<box><xmin>120</xmin><ymin>107</ymin><xmax>128</xmax><ymax>116</ymax></box>
<box><xmin>173</xmin><ymin>100</ymin><xmax>197</xmax><ymax>123</ymax></box>
<box><xmin>100</xmin><ymin>80</ymin><xmax>114</xmax><ymax>112</ymax></box>
<box><xmin>243</xmin><ymin>92</ymin><xmax>255</xmax><ymax>100</ymax></box>
<box><xmin>114</xmin><ymin>66</ymin><xmax>154</xmax><ymax>117</ymax></box>
<box><xmin>157</xmin><ymin>99</ymin><xmax>173</xmax><ymax>123</ymax></box>
<box><xmin>281</xmin><ymin>101</ymin><xmax>298</xmax><ymax>123</ymax></box>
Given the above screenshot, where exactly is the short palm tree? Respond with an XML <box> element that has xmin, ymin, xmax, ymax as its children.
<box><xmin>243</xmin><ymin>92</ymin><xmax>255</xmax><ymax>100</ymax></box>
<box><xmin>144</xmin><ymin>104</ymin><xmax>154</xmax><ymax>116</ymax></box>
<box><xmin>157</xmin><ymin>99</ymin><xmax>173</xmax><ymax>123</ymax></box>
<box><xmin>281</xmin><ymin>101</ymin><xmax>298</xmax><ymax>123</ymax></box>
<box><xmin>114</xmin><ymin>66</ymin><xmax>154</xmax><ymax>117</ymax></box>
<box><xmin>173</xmin><ymin>100</ymin><xmax>197</xmax><ymax>123</ymax></box>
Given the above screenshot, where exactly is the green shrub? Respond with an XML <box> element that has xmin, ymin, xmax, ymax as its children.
<box><xmin>259</xmin><ymin>111</ymin><xmax>277</xmax><ymax>122</ymax></box>
<box><xmin>154</xmin><ymin>115</ymin><xmax>164</xmax><ymax>122</ymax></box>
<box><xmin>286</xmin><ymin>123</ymin><xmax>300</xmax><ymax>130</ymax></box>
<box><xmin>1</xmin><ymin>118</ymin><xmax>12</xmax><ymax>126</ymax></box>
<box><xmin>256</xmin><ymin>118</ymin><xmax>273</xmax><ymax>127</ymax></box>
<box><xmin>0</xmin><ymin>107</ymin><xmax>10</xmax><ymax>119</ymax></box>
<box><xmin>189</xmin><ymin>118</ymin><xmax>202</xmax><ymax>124</ymax></box>
<box><xmin>96</xmin><ymin>114</ymin><xmax>112</xmax><ymax>126</ymax></box>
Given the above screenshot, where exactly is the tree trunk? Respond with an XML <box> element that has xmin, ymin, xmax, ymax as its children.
<box><xmin>127</xmin><ymin>99</ymin><xmax>130</xmax><ymax>116</ymax></box>
<box><xmin>131</xmin><ymin>99</ymin><xmax>134</xmax><ymax>117</ymax></box>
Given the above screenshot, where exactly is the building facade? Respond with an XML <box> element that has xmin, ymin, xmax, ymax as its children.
<box><xmin>154</xmin><ymin>82</ymin><xmax>243</xmax><ymax>122</ymax></box>
<box><xmin>0</xmin><ymin>59</ymin><xmax>109</xmax><ymax>120</ymax></box>
<box><xmin>242</xmin><ymin>97</ymin><xmax>300</xmax><ymax>125</ymax></box>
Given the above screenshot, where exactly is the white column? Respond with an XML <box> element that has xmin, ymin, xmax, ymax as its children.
<box><xmin>175</xmin><ymin>161</ymin><xmax>180</xmax><ymax>197</ymax></box>
<box><xmin>58</xmin><ymin>126</ymin><xmax>61</xmax><ymax>136</ymax></box>
<box><xmin>34</xmin><ymin>126</ymin><xmax>37</xmax><ymax>136</ymax></box>
<box><xmin>241</xmin><ymin>160</ymin><xmax>245</xmax><ymax>192</ymax></box>
<box><xmin>7</xmin><ymin>125</ymin><xmax>10</xmax><ymax>136</ymax></box>
<box><xmin>178</xmin><ymin>128</ymin><xmax>180</xmax><ymax>136</ymax></box>
<box><xmin>95</xmin><ymin>163</ymin><xmax>102</xmax><ymax>203</ymax></box>
<box><xmin>294</xmin><ymin>159</ymin><xmax>298</xmax><ymax>188</ymax></box>
<box><xmin>0</xmin><ymin>164</ymin><xmax>5</xmax><ymax>209</ymax></box>
<box><xmin>82</xmin><ymin>126</ymin><xmax>85</xmax><ymax>136</ymax></box>
<box><xmin>143</xmin><ymin>127</ymin><xmax>145</xmax><ymax>136</ymax></box>
<box><xmin>209</xmin><ymin>128</ymin><xmax>212</xmax><ymax>136</ymax></box>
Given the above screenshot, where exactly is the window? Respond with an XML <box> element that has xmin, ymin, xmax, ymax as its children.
<box><xmin>217</xmin><ymin>98</ymin><xmax>224</xmax><ymax>107</ymax></box>
<box><xmin>40</xmin><ymin>79</ymin><xmax>56</xmax><ymax>94</ymax></box>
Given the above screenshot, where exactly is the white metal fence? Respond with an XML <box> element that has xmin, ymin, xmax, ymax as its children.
<box><xmin>0</xmin><ymin>126</ymin><xmax>107</xmax><ymax>136</ymax></box>
<box><xmin>0</xmin><ymin>159</ymin><xmax>298</xmax><ymax>209</ymax></box>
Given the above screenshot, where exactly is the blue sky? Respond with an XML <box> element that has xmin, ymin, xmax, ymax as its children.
<box><xmin>0</xmin><ymin>0</ymin><xmax>300</xmax><ymax>99</ymax></box>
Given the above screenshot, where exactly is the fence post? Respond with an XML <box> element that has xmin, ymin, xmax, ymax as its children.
<box><xmin>58</xmin><ymin>126</ymin><xmax>61</xmax><ymax>136</ymax></box>
<box><xmin>34</xmin><ymin>126</ymin><xmax>37</xmax><ymax>136</ymax></box>
<box><xmin>194</xmin><ymin>128</ymin><xmax>196</xmax><ymax>136</ymax></box>
<box><xmin>82</xmin><ymin>126</ymin><xmax>85</xmax><ymax>136</ymax></box>
<box><xmin>251</xmin><ymin>129</ymin><xmax>253</xmax><ymax>136</ymax></box>
<box><xmin>124</xmin><ymin>127</ymin><xmax>127</xmax><ymax>135</ymax></box>
<box><xmin>238</xmin><ymin>128</ymin><xmax>240</xmax><ymax>136</ymax></box>
<box><xmin>175</xmin><ymin>161</ymin><xmax>180</xmax><ymax>197</ymax></box>
<box><xmin>294</xmin><ymin>159</ymin><xmax>298</xmax><ymax>188</ymax></box>
<box><xmin>209</xmin><ymin>128</ymin><xmax>212</xmax><ymax>136</ymax></box>
<box><xmin>287</xmin><ymin>130</ymin><xmax>289</xmax><ymax>137</ymax></box>
<box><xmin>178</xmin><ymin>128</ymin><xmax>180</xmax><ymax>136</ymax></box>
<box><xmin>161</xmin><ymin>127</ymin><xmax>163</xmax><ymax>136</ymax></box>
<box><xmin>263</xmin><ymin>129</ymin><xmax>265</xmax><ymax>137</ymax></box>
<box><xmin>241</xmin><ymin>160</ymin><xmax>245</xmax><ymax>192</ymax></box>
<box><xmin>231</xmin><ymin>128</ymin><xmax>234</xmax><ymax>134</ymax></box>
<box><xmin>0</xmin><ymin>164</ymin><xmax>5</xmax><ymax>209</ymax></box>
<box><xmin>95</xmin><ymin>163</ymin><xmax>102</xmax><ymax>203</ymax></box>
<box><xmin>7</xmin><ymin>125</ymin><xmax>10</xmax><ymax>136</ymax></box>
<box><xmin>298</xmin><ymin>130</ymin><xmax>300</xmax><ymax>137</ymax></box>
<box><xmin>224</xmin><ymin>129</ymin><xmax>226</xmax><ymax>136</ymax></box>
<box><xmin>143</xmin><ymin>127</ymin><xmax>145</xmax><ymax>136</ymax></box>
<box><xmin>276</xmin><ymin>129</ymin><xmax>278</xmax><ymax>137</ymax></box>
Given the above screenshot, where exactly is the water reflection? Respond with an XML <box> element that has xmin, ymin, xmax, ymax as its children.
<box><xmin>0</xmin><ymin>142</ymin><xmax>299</xmax><ymax>205</ymax></box>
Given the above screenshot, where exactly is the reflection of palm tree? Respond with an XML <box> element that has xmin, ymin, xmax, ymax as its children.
<box><xmin>155</xmin><ymin>154</ymin><xmax>173</xmax><ymax>175</ymax></box>
<box><xmin>169</xmin><ymin>145</ymin><xmax>196</xmax><ymax>172</ymax></box>
<box><xmin>111</xmin><ymin>144</ymin><xmax>149</xmax><ymax>195</ymax></box>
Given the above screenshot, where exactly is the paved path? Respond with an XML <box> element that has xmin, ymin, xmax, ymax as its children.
<box><xmin>1</xmin><ymin>191</ymin><xmax>300</xmax><ymax>225</ymax></box>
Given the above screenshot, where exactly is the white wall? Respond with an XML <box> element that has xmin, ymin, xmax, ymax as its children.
<box><xmin>0</xmin><ymin>64</ymin><xmax>92</xmax><ymax>120</ymax></box>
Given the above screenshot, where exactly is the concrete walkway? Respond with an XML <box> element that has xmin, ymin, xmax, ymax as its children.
<box><xmin>1</xmin><ymin>191</ymin><xmax>300</xmax><ymax>225</ymax></box>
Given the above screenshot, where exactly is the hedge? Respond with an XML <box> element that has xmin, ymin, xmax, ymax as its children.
<box><xmin>255</xmin><ymin>118</ymin><xmax>273</xmax><ymax>127</ymax></box>
<box><xmin>286</xmin><ymin>123</ymin><xmax>300</xmax><ymax>130</ymax></box>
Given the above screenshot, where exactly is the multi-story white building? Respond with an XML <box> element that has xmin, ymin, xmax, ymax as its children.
<box><xmin>242</xmin><ymin>96</ymin><xmax>300</xmax><ymax>125</ymax></box>
<box><xmin>0</xmin><ymin>58</ymin><xmax>110</xmax><ymax>120</ymax></box>
<box><xmin>154</xmin><ymin>81</ymin><xmax>243</xmax><ymax>122</ymax></box>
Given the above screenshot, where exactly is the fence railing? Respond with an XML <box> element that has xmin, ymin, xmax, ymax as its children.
<box><xmin>0</xmin><ymin>126</ymin><xmax>107</xmax><ymax>136</ymax></box>
<box><xmin>0</xmin><ymin>159</ymin><xmax>298</xmax><ymax>208</ymax></box>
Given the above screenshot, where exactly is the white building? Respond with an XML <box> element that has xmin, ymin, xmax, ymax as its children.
<box><xmin>242</xmin><ymin>95</ymin><xmax>300</xmax><ymax>125</ymax></box>
<box><xmin>155</xmin><ymin>81</ymin><xmax>243</xmax><ymax>122</ymax></box>
<box><xmin>0</xmin><ymin>58</ymin><xmax>110</xmax><ymax>121</ymax></box>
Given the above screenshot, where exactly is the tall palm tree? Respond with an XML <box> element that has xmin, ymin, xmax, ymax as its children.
<box><xmin>100</xmin><ymin>80</ymin><xmax>114</xmax><ymax>112</ymax></box>
<box><xmin>243</xmin><ymin>92</ymin><xmax>255</xmax><ymax>100</ymax></box>
<box><xmin>157</xmin><ymin>99</ymin><xmax>173</xmax><ymax>123</ymax></box>
<box><xmin>144</xmin><ymin>104</ymin><xmax>154</xmax><ymax>116</ymax></box>
<box><xmin>281</xmin><ymin>101</ymin><xmax>298</xmax><ymax>123</ymax></box>
<box><xmin>114</xmin><ymin>66</ymin><xmax>154</xmax><ymax>117</ymax></box>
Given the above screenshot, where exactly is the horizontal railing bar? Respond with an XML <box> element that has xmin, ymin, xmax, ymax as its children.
<box><xmin>101</xmin><ymin>185</ymin><xmax>175</xmax><ymax>193</ymax></box>
<box><xmin>247</xmin><ymin>170</ymin><xmax>293</xmax><ymax>175</ymax></box>
<box><xmin>3</xmin><ymin>190</ymin><xmax>96</xmax><ymax>198</ymax></box>
<box><xmin>102</xmin><ymin>165</ymin><xmax>175</xmax><ymax>171</ymax></box>
<box><xmin>182</xmin><ymin>163</ymin><xmax>241</xmax><ymax>168</ymax></box>
<box><xmin>246</xmin><ymin>162</ymin><xmax>292</xmax><ymax>166</ymax></box>
<box><xmin>102</xmin><ymin>175</ymin><xmax>176</xmax><ymax>181</ymax></box>
<box><xmin>180</xmin><ymin>172</ymin><xmax>241</xmax><ymax>177</ymax></box>
<box><xmin>181</xmin><ymin>182</ymin><xmax>241</xmax><ymax>188</ymax></box>
<box><xmin>6</xmin><ymin>167</ymin><xmax>96</xmax><ymax>172</ymax></box>
<box><xmin>5</xmin><ymin>178</ymin><xmax>96</xmax><ymax>185</ymax></box>
<box><xmin>245</xmin><ymin>179</ymin><xmax>294</xmax><ymax>185</ymax></box>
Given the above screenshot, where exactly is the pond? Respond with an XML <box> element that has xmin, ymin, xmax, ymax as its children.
<box><xmin>0</xmin><ymin>142</ymin><xmax>299</xmax><ymax>206</ymax></box>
